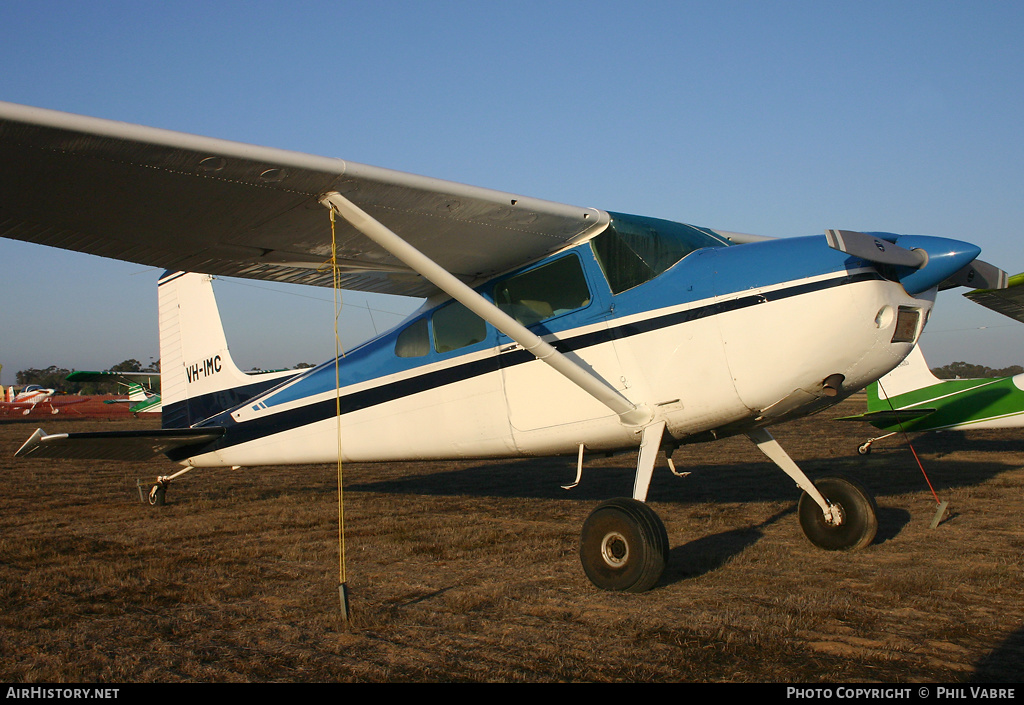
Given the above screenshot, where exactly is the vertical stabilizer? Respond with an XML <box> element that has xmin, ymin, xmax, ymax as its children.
<box><xmin>158</xmin><ymin>271</ymin><xmax>263</xmax><ymax>428</ymax></box>
<box><xmin>868</xmin><ymin>344</ymin><xmax>942</xmax><ymax>410</ymax></box>
<box><xmin>126</xmin><ymin>382</ymin><xmax>148</xmax><ymax>403</ymax></box>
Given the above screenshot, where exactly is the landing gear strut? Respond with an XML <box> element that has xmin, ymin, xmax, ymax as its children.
<box><xmin>747</xmin><ymin>427</ymin><xmax>878</xmax><ymax>549</ymax></box>
<box><xmin>576</xmin><ymin>423</ymin><xmax>880</xmax><ymax>592</ymax></box>
<box><xmin>579</xmin><ymin>422</ymin><xmax>670</xmax><ymax>592</ymax></box>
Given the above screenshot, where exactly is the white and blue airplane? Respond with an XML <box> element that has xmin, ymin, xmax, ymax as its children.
<box><xmin>0</xmin><ymin>101</ymin><xmax>1007</xmax><ymax>592</ymax></box>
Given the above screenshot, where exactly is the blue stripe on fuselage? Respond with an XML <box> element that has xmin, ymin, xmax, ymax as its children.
<box><xmin>173</xmin><ymin>235</ymin><xmax>882</xmax><ymax>458</ymax></box>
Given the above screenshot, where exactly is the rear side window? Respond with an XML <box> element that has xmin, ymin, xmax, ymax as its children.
<box><xmin>395</xmin><ymin>318</ymin><xmax>429</xmax><ymax>358</ymax></box>
<box><xmin>432</xmin><ymin>300</ymin><xmax>487</xmax><ymax>353</ymax></box>
<box><xmin>494</xmin><ymin>255</ymin><xmax>591</xmax><ymax>326</ymax></box>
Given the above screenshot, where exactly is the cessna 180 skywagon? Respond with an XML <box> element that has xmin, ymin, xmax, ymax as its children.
<box><xmin>0</xmin><ymin>101</ymin><xmax>1008</xmax><ymax>592</ymax></box>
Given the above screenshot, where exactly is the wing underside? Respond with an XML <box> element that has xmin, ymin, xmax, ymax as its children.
<box><xmin>0</xmin><ymin>101</ymin><xmax>608</xmax><ymax>297</ymax></box>
<box><xmin>965</xmin><ymin>272</ymin><xmax>1024</xmax><ymax>325</ymax></box>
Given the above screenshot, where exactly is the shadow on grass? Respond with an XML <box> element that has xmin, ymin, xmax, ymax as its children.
<box><xmin>972</xmin><ymin>626</ymin><xmax>1024</xmax><ymax>683</ymax></box>
<box><xmin>660</xmin><ymin>508</ymin><xmax>794</xmax><ymax>584</ymax></box>
<box><xmin>345</xmin><ymin>452</ymin><xmax>1017</xmax><ymax>507</ymax></box>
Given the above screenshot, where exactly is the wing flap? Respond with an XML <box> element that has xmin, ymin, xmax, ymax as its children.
<box><xmin>15</xmin><ymin>427</ymin><xmax>224</xmax><ymax>462</ymax></box>
<box><xmin>0</xmin><ymin>101</ymin><xmax>608</xmax><ymax>296</ymax></box>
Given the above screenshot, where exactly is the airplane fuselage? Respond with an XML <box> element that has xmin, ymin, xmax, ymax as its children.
<box><xmin>174</xmin><ymin>226</ymin><xmax>934</xmax><ymax>469</ymax></box>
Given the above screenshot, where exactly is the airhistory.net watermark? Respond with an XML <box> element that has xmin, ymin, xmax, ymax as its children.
<box><xmin>6</xmin><ymin>689</ymin><xmax>119</xmax><ymax>700</ymax></box>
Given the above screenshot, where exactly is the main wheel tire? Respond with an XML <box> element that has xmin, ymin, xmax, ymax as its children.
<box><xmin>857</xmin><ymin>442</ymin><xmax>872</xmax><ymax>455</ymax></box>
<box><xmin>580</xmin><ymin>497</ymin><xmax>669</xmax><ymax>592</ymax></box>
<box><xmin>148</xmin><ymin>483</ymin><xmax>167</xmax><ymax>507</ymax></box>
<box><xmin>798</xmin><ymin>476</ymin><xmax>877</xmax><ymax>551</ymax></box>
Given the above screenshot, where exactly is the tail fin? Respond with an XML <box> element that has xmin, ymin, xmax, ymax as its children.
<box><xmin>126</xmin><ymin>382</ymin><xmax>148</xmax><ymax>403</ymax></box>
<box><xmin>158</xmin><ymin>271</ymin><xmax>295</xmax><ymax>428</ymax></box>
<box><xmin>867</xmin><ymin>344</ymin><xmax>942</xmax><ymax>410</ymax></box>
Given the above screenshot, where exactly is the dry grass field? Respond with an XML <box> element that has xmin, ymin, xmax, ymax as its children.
<box><xmin>1</xmin><ymin>396</ymin><xmax>1022</xmax><ymax>683</ymax></box>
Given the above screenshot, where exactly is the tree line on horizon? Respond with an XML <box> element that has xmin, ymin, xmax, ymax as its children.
<box><xmin>930</xmin><ymin>361</ymin><xmax>1024</xmax><ymax>380</ymax></box>
<box><xmin>14</xmin><ymin>359</ymin><xmax>159</xmax><ymax>395</ymax></box>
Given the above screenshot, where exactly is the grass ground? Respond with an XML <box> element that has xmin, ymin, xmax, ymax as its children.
<box><xmin>1</xmin><ymin>396</ymin><xmax>1021</xmax><ymax>682</ymax></box>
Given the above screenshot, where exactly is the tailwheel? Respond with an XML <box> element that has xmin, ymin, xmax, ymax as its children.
<box><xmin>857</xmin><ymin>442</ymin><xmax>872</xmax><ymax>455</ymax></box>
<box><xmin>580</xmin><ymin>497</ymin><xmax>669</xmax><ymax>592</ymax></box>
<box><xmin>798</xmin><ymin>476</ymin><xmax>877</xmax><ymax>551</ymax></box>
<box><xmin>148</xmin><ymin>482</ymin><xmax>167</xmax><ymax>507</ymax></box>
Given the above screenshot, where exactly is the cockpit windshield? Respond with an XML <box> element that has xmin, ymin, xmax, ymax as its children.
<box><xmin>591</xmin><ymin>212</ymin><xmax>729</xmax><ymax>294</ymax></box>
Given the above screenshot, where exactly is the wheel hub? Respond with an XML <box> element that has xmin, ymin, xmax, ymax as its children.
<box><xmin>825</xmin><ymin>502</ymin><xmax>846</xmax><ymax>527</ymax></box>
<box><xmin>600</xmin><ymin>531</ymin><xmax>629</xmax><ymax>568</ymax></box>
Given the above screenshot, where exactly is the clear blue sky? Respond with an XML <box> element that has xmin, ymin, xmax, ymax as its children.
<box><xmin>2</xmin><ymin>1</ymin><xmax>1024</xmax><ymax>386</ymax></box>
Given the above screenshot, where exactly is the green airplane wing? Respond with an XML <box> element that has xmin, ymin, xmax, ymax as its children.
<box><xmin>66</xmin><ymin>370</ymin><xmax>160</xmax><ymax>389</ymax></box>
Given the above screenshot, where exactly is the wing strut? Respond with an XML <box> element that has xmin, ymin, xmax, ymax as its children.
<box><xmin>319</xmin><ymin>191</ymin><xmax>652</xmax><ymax>427</ymax></box>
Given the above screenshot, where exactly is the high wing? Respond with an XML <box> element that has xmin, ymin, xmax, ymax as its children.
<box><xmin>0</xmin><ymin>101</ymin><xmax>607</xmax><ymax>297</ymax></box>
<box><xmin>964</xmin><ymin>272</ymin><xmax>1024</xmax><ymax>324</ymax></box>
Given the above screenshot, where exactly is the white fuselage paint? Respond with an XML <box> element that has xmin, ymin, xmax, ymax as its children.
<box><xmin>182</xmin><ymin>273</ymin><xmax>930</xmax><ymax>469</ymax></box>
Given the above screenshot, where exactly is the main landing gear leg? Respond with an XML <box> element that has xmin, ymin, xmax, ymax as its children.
<box><xmin>579</xmin><ymin>422</ymin><xmax>670</xmax><ymax>593</ymax></box>
<box><xmin>747</xmin><ymin>427</ymin><xmax>877</xmax><ymax>551</ymax></box>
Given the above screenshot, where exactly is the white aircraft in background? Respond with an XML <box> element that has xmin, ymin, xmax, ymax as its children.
<box><xmin>0</xmin><ymin>101</ymin><xmax>1007</xmax><ymax>592</ymax></box>
<box><xmin>0</xmin><ymin>385</ymin><xmax>88</xmax><ymax>416</ymax></box>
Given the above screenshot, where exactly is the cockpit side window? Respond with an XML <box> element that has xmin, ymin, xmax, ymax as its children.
<box><xmin>494</xmin><ymin>255</ymin><xmax>591</xmax><ymax>326</ymax></box>
<box><xmin>591</xmin><ymin>212</ymin><xmax>728</xmax><ymax>294</ymax></box>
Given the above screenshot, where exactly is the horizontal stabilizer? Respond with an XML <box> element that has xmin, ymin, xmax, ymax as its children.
<box><xmin>836</xmin><ymin>409</ymin><xmax>936</xmax><ymax>424</ymax></box>
<box><xmin>15</xmin><ymin>427</ymin><xmax>224</xmax><ymax>462</ymax></box>
<box><xmin>825</xmin><ymin>229</ymin><xmax>927</xmax><ymax>269</ymax></box>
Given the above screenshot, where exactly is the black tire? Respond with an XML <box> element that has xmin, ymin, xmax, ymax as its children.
<box><xmin>580</xmin><ymin>497</ymin><xmax>669</xmax><ymax>592</ymax></box>
<box><xmin>798</xmin><ymin>476</ymin><xmax>877</xmax><ymax>551</ymax></box>
<box><xmin>148</xmin><ymin>483</ymin><xmax>166</xmax><ymax>507</ymax></box>
<box><xmin>857</xmin><ymin>442</ymin><xmax>872</xmax><ymax>455</ymax></box>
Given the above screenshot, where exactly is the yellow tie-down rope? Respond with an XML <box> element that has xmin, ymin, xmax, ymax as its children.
<box><xmin>327</xmin><ymin>208</ymin><xmax>350</xmax><ymax>621</ymax></box>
